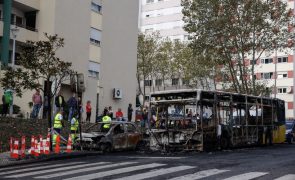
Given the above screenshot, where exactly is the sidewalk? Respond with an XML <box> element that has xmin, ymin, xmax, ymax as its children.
<box><xmin>0</xmin><ymin>148</ymin><xmax>101</xmax><ymax>168</ymax></box>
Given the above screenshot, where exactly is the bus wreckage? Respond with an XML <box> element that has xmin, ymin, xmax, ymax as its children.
<box><xmin>148</xmin><ymin>89</ymin><xmax>286</xmax><ymax>151</ymax></box>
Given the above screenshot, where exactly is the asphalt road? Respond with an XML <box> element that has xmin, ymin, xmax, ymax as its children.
<box><xmin>0</xmin><ymin>144</ymin><xmax>294</xmax><ymax>180</ymax></box>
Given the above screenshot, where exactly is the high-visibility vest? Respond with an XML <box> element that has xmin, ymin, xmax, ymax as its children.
<box><xmin>102</xmin><ymin>116</ymin><xmax>111</xmax><ymax>129</ymax></box>
<box><xmin>54</xmin><ymin>113</ymin><xmax>63</xmax><ymax>129</ymax></box>
<box><xmin>71</xmin><ymin>118</ymin><xmax>79</xmax><ymax>131</ymax></box>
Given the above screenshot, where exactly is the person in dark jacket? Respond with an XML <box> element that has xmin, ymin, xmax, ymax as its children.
<box><xmin>67</xmin><ymin>93</ymin><xmax>77</xmax><ymax>121</ymax></box>
<box><xmin>55</xmin><ymin>92</ymin><xmax>65</xmax><ymax>112</ymax></box>
<box><xmin>127</xmin><ymin>103</ymin><xmax>133</xmax><ymax>122</ymax></box>
<box><xmin>1</xmin><ymin>93</ymin><xmax>9</xmax><ymax>117</ymax></box>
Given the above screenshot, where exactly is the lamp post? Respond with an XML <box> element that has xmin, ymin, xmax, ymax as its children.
<box><xmin>11</xmin><ymin>26</ymin><xmax>19</xmax><ymax>67</ymax></box>
<box><xmin>9</xmin><ymin>26</ymin><xmax>19</xmax><ymax>116</ymax></box>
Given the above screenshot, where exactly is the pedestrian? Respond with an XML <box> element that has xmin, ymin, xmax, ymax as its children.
<box><xmin>108</xmin><ymin>106</ymin><xmax>113</xmax><ymax>119</ymax></box>
<box><xmin>55</xmin><ymin>92</ymin><xmax>65</xmax><ymax>112</ymax></box>
<box><xmin>142</xmin><ymin>108</ymin><xmax>148</xmax><ymax>128</ymax></box>
<box><xmin>115</xmin><ymin>108</ymin><xmax>123</xmax><ymax>121</ymax></box>
<box><xmin>103</xmin><ymin>107</ymin><xmax>108</xmax><ymax>116</ymax></box>
<box><xmin>67</xmin><ymin>93</ymin><xmax>77</xmax><ymax>121</ymax></box>
<box><xmin>86</xmin><ymin>100</ymin><xmax>92</xmax><ymax>122</ymax></box>
<box><xmin>1</xmin><ymin>91</ymin><xmax>9</xmax><ymax>117</ymax></box>
<box><xmin>31</xmin><ymin>89</ymin><xmax>42</xmax><ymax>119</ymax></box>
<box><xmin>127</xmin><ymin>103</ymin><xmax>133</xmax><ymax>122</ymax></box>
<box><xmin>78</xmin><ymin>97</ymin><xmax>83</xmax><ymax>119</ymax></box>
<box><xmin>70</xmin><ymin>112</ymin><xmax>79</xmax><ymax>144</ymax></box>
<box><xmin>102</xmin><ymin>114</ymin><xmax>112</xmax><ymax>132</ymax></box>
<box><xmin>53</xmin><ymin>110</ymin><xmax>64</xmax><ymax>146</ymax></box>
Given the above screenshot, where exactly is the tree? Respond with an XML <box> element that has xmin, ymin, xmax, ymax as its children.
<box><xmin>182</xmin><ymin>0</ymin><xmax>292</xmax><ymax>95</ymax></box>
<box><xmin>137</xmin><ymin>33</ymin><xmax>160</xmax><ymax>104</ymax></box>
<box><xmin>1</xmin><ymin>33</ymin><xmax>73</xmax><ymax>139</ymax></box>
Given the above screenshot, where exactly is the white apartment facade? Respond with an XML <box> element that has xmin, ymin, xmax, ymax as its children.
<box><xmin>0</xmin><ymin>0</ymin><xmax>138</xmax><ymax>121</ymax></box>
<box><xmin>139</xmin><ymin>0</ymin><xmax>295</xmax><ymax>119</ymax></box>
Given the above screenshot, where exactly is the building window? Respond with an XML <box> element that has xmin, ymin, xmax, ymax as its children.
<box><xmin>88</xmin><ymin>61</ymin><xmax>100</xmax><ymax>79</ymax></box>
<box><xmin>16</xmin><ymin>16</ymin><xmax>23</xmax><ymax>26</ymax></box>
<box><xmin>91</xmin><ymin>2</ymin><xmax>102</xmax><ymax>13</ymax></box>
<box><xmin>155</xmin><ymin>79</ymin><xmax>162</xmax><ymax>86</ymax></box>
<box><xmin>146</xmin><ymin>0</ymin><xmax>154</xmax><ymax>3</ymax></box>
<box><xmin>278</xmin><ymin>57</ymin><xmax>288</xmax><ymax>63</ymax></box>
<box><xmin>90</xmin><ymin>27</ymin><xmax>101</xmax><ymax>46</ymax></box>
<box><xmin>145</xmin><ymin>95</ymin><xmax>150</xmax><ymax>101</ymax></box>
<box><xmin>144</xmin><ymin>80</ymin><xmax>152</xmax><ymax>86</ymax></box>
<box><xmin>11</xmin><ymin>14</ymin><xmax>15</xmax><ymax>24</ymax></box>
<box><xmin>261</xmin><ymin>58</ymin><xmax>273</xmax><ymax>64</ymax></box>
<box><xmin>277</xmin><ymin>72</ymin><xmax>288</xmax><ymax>79</ymax></box>
<box><xmin>172</xmin><ymin>78</ymin><xmax>179</xmax><ymax>86</ymax></box>
<box><xmin>261</xmin><ymin>72</ymin><xmax>273</xmax><ymax>79</ymax></box>
<box><xmin>278</xmin><ymin>87</ymin><xmax>287</xmax><ymax>94</ymax></box>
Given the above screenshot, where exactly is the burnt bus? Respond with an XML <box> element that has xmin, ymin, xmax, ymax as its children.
<box><xmin>148</xmin><ymin>89</ymin><xmax>286</xmax><ymax>151</ymax></box>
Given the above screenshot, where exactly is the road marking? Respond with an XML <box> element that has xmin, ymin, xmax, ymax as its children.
<box><xmin>34</xmin><ymin>162</ymin><xmax>137</xmax><ymax>179</ymax></box>
<box><xmin>274</xmin><ymin>174</ymin><xmax>295</xmax><ymax>180</ymax></box>
<box><xmin>168</xmin><ymin>169</ymin><xmax>230</xmax><ymax>180</ymax></box>
<box><xmin>222</xmin><ymin>172</ymin><xmax>268</xmax><ymax>180</ymax></box>
<box><xmin>63</xmin><ymin>163</ymin><xmax>166</xmax><ymax>180</ymax></box>
<box><xmin>0</xmin><ymin>162</ymin><xmax>51</xmax><ymax>172</ymax></box>
<box><xmin>113</xmin><ymin>166</ymin><xmax>195</xmax><ymax>180</ymax></box>
<box><xmin>0</xmin><ymin>162</ymin><xmax>83</xmax><ymax>176</ymax></box>
<box><xmin>121</xmin><ymin>156</ymin><xmax>185</xmax><ymax>159</ymax></box>
<box><xmin>5</xmin><ymin>162</ymin><xmax>107</xmax><ymax>178</ymax></box>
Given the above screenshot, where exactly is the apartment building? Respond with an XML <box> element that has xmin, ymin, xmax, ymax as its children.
<box><xmin>0</xmin><ymin>0</ymin><xmax>139</xmax><ymax>121</ymax></box>
<box><xmin>139</xmin><ymin>0</ymin><xmax>295</xmax><ymax>119</ymax></box>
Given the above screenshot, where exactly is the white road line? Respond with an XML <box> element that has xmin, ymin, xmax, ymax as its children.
<box><xmin>34</xmin><ymin>162</ymin><xmax>137</xmax><ymax>179</ymax></box>
<box><xmin>223</xmin><ymin>172</ymin><xmax>268</xmax><ymax>180</ymax></box>
<box><xmin>274</xmin><ymin>174</ymin><xmax>295</xmax><ymax>180</ymax></box>
<box><xmin>120</xmin><ymin>156</ymin><xmax>185</xmax><ymax>159</ymax></box>
<box><xmin>0</xmin><ymin>162</ymin><xmax>83</xmax><ymax>176</ymax></box>
<box><xmin>168</xmin><ymin>169</ymin><xmax>230</xmax><ymax>180</ymax></box>
<box><xmin>114</xmin><ymin>166</ymin><xmax>195</xmax><ymax>180</ymax></box>
<box><xmin>5</xmin><ymin>162</ymin><xmax>107</xmax><ymax>178</ymax></box>
<box><xmin>63</xmin><ymin>163</ymin><xmax>166</xmax><ymax>180</ymax></box>
<box><xmin>0</xmin><ymin>162</ymin><xmax>51</xmax><ymax>172</ymax></box>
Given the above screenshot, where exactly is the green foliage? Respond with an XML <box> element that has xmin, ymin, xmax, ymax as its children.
<box><xmin>0</xmin><ymin>33</ymin><xmax>73</xmax><ymax>97</ymax></box>
<box><xmin>182</xmin><ymin>0</ymin><xmax>292</xmax><ymax>95</ymax></box>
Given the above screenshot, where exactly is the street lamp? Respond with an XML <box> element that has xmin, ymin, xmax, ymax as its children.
<box><xmin>10</xmin><ymin>26</ymin><xmax>19</xmax><ymax>67</ymax></box>
<box><xmin>9</xmin><ymin>26</ymin><xmax>19</xmax><ymax>116</ymax></box>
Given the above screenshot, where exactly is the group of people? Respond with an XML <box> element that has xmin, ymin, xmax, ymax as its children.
<box><xmin>31</xmin><ymin>89</ymin><xmax>93</xmax><ymax>123</ymax></box>
<box><xmin>102</xmin><ymin>103</ymin><xmax>133</xmax><ymax>122</ymax></box>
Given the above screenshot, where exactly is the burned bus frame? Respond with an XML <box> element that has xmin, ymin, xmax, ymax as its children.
<box><xmin>149</xmin><ymin>89</ymin><xmax>286</xmax><ymax>151</ymax></box>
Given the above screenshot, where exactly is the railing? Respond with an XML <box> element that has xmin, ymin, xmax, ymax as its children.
<box><xmin>0</xmin><ymin>18</ymin><xmax>38</xmax><ymax>32</ymax></box>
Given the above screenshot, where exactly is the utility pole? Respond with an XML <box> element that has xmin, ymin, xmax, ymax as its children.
<box><xmin>1</xmin><ymin>0</ymin><xmax>12</xmax><ymax>66</ymax></box>
<box><xmin>293</xmin><ymin>0</ymin><xmax>295</xmax><ymax>119</ymax></box>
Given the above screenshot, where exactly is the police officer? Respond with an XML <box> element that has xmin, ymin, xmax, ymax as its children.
<box><xmin>102</xmin><ymin>114</ymin><xmax>112</xmax><ymax>131</ymax></box>
<box><xmin>70</xmin><ymin>112</ymin><xmax>79</xmax><ymax>143</ymax></box>
<box><xmin>53</xmin><ymin>110</ymin><xmax>64</xmax><ymax>145</ymax></box>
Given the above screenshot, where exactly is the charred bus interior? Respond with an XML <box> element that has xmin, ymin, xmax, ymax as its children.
<box><xmin>149</xmin><ymin>90</ymin><xmax>286</xmax><ymax>152</ymax></box>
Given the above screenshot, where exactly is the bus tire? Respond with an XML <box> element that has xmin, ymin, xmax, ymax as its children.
<box><xmin>220</xmin><ymin>137</ymin><xmax>229</xmax><ymax>150</ymax></box>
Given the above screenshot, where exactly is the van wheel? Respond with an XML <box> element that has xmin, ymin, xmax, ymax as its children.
<box><xmin>101</xmin><ymin>143</ymin><xmax>112</xmax><ymax>153</ymax></box>
<box><xmin>136</xmin><ymin>141</ymin><xmax>146</xmax><ymax>151</ymax></box>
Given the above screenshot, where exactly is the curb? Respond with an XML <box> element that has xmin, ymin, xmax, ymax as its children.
<box><xmin>0</xmin><ymin>151</ymin><xmax>102</xmax><ymax>168</ymax></box>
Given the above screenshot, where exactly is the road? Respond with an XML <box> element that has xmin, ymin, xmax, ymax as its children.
<box><xmin>0</xmin><ymin>144</ymin><xmax>294</xmax><ymax>180</ymax></box>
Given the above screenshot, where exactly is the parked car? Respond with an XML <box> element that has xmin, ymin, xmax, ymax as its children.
<box><xmin>75</xmin><ymin>121</ymin><xmax>144</xmax><ymax>152</ymax></box>
<box><xmin>286</xmin><ymin>121</ymin><xmax>295</xmax><ymax>144</ymax></box>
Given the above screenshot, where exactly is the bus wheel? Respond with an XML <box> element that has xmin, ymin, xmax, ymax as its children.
<box><xmin>220</xmin><ymin>137</ymin><xmax>229</xmax><ymax>150</ymax></box>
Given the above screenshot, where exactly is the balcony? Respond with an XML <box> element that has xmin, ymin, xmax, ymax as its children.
<box><xmin>0</xmin><ymin>20</ymin><xmax>38</xmax><ymax>42</ymax></box>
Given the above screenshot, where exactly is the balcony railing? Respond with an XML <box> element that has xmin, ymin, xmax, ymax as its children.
<box><xmin>0</xmin><ymin>18</ymin><xmax>38</xmax><ymax>32</ymax></box>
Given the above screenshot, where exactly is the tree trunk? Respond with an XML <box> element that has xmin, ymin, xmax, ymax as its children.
<box><xmin>46</xmin><ymin>78</ymin><xmax>53</xmax><ymax>151</ymax></box>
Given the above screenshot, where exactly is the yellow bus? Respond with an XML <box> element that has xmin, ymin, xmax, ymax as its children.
<box><xmin>149</xmin><ymin>89</ymin><xmax>286</xmax><ymax>151</ymax></box>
